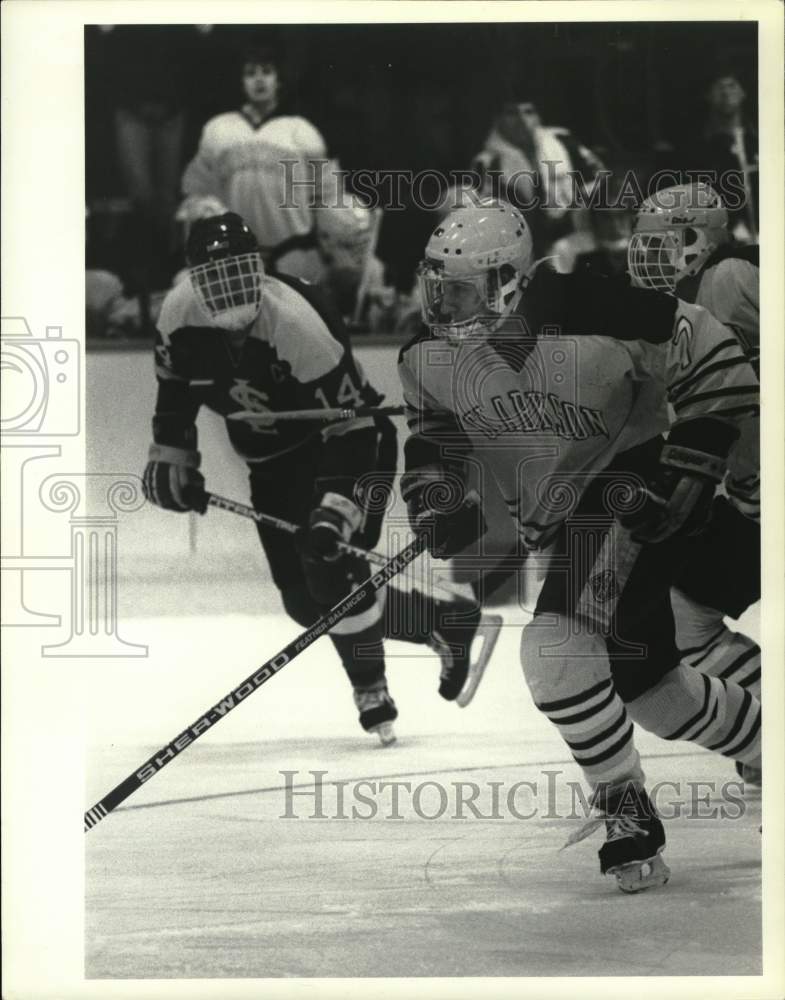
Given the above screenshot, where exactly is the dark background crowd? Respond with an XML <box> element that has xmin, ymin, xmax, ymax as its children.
<box><xmin>84</xmin><ymin>21</ymin><xmax>758</xmax><ymax>340</ymax></box>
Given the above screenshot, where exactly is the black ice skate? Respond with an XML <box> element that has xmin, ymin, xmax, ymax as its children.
<box><xmin>735</xmin><ymin>760</ymin><xmax>762</xmax><ymax>788</ymax></box>
<box><xmin>353</xmin><ymin>685</ymin><xmax>398</xmax><ymax>746</ymax></box>
<box><xmin>429</xmin><ymin>604</ymin><xmax>503</xmax><ymax>707</ymax></box>
<box><xmin>563</xmin><ymin>783</ymin><xmax>670</xmax><ymax>894</ymax></box>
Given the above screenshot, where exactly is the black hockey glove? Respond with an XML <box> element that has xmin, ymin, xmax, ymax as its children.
<box><xmin>142</xmin><ymin>444</ymin><xmax>207</xmax><ymax>514</ymax></box>
<box><xmin>301</xmin><ymin>491</ymin><xmax>363</xmax><ymax>562</ymax></box>
<box><xmin>619</xmin><ymin>419</ymin><xmax>739</xmax><ymax>544</ymax></box>
<box><xmin>402</xmin><ymin>469</ymin><xmax>486</xmax><ymax>559</ymax></box>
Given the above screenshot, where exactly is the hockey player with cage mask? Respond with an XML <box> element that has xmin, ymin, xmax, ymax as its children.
<box><xmin>628</xmin><ymin>182</ymin><xmax>761</xmax><ymax>782</ymax></box>
<box><xmin>399</xmin><ymin>201</ymin><xmax>761</xmax><ymax>891</ymax></box>
<box><xmin>142</xmin><ymin>211</ymin><xmax>501</xmax><ymax>744</ymax></box>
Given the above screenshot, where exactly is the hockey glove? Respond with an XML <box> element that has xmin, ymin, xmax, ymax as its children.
<box><xmin>302</xmin><ymin>491</ymin><xmax>363</xmax><ymax>561</ymax></box>
<box><xmin>402</xmin><ymin>471</ymin><xmax>486</xmax><ymax>559</ymax></box>
<box><xmin>142</xmin><ymin>444</ymin><xmax>207</xmax><ymax>514</ymax></box>
<box><xmin>619</xmin><ymin>419</ymin><xmax>739</xmax><ymax>544</ymax></box>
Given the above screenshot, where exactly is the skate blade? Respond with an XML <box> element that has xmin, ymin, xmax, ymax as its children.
<box><xmin>456</xmin><ymin>614</ymin><xmax>503</xmax><ymax>708</ymax></box>
<box><xmin>369</xmin><ymin>721</ymin><xmax>397</xmax><ymax>746</ymax></box>
<box><xmin>610</xmin><ymin>853</ymin><xmax>670</xmax><ymax>894</ymax></box>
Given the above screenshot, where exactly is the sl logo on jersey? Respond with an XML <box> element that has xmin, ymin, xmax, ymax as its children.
<box><xmin>228</xmin><ymin>380</ymin><xmax>277</xmax><ymax>434</ymax></box>
<box><xmin>589</xmin><ymin>569</ymin><xmax>618</xmax><ymax>604</ymax></box>
<box><xmin>155</xmin><ymin>344</ymin><xmax>173</xmax><ymax>370</ymax></box>
<box><xmin>270</xmin><ymin>361</ymin><xmax>290</xmax><ymax>385</ymax></box>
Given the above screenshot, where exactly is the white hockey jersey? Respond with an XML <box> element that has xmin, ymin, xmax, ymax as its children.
<box><xmin>182</xmin><ymin>111</ymin><xmax>337</xmax><ymax>284</ymax></box>
<box><xmin>399</xmin><ymin>285</ymin><xmax>759</xmax><ymax>550</ymax></box>
<box><xmin>153</xmin><ymin>271</ymin><xmax>381</xmax><ymax>470</ymax></box>
<box><xmin>678</xmin><ymin>248</ymin><xmax>760</xmax><ymax>519</ymax></box>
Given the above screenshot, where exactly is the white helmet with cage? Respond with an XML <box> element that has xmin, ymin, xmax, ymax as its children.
<box><xmin>417</xmin><ymin>199</ymin><xmax>533</xmax><ymax>341</ymax></box>
<box><xmin>627</xmin><ymin>183</ymin><xmax>729</xmax><ymax>292</ymax></box>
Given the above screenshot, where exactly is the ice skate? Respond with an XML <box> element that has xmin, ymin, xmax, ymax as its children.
<box><xmin>429</xmin><ymin>604</ymin><xmax>503</xmax><ymax>707</ymax></box>
<box><xmin>563</xmin><ymin>784</ymin><xmax>670</xmax><ymax>894</ymax></box>
<box><xmin>353</xmin><ymin>685</ymin><xmax>398</xmax><ymax>746</ymax></box>
<box><xmin>735</xmin><ymin>760</ymin><xmax>762</xmax><ymax>787</ymax></box>
<box><xmin>598</xmin><ymin>785</ymin><xmax>670</xmax><ymax>893</ymax></box>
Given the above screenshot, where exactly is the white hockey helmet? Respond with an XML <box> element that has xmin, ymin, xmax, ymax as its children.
<box><xmin>417</xmin><ymin>200</ymin><xmax>533</xmax><ymax>341</ymax></box>
<box><xmin>316</xmin><ymin>204</ymin><xmax>377</xmax><ymax>275</ymax></box>
<box><xmin>627</xmin><ymin>183</ymin><xmax>729</xmax><ymax>291</ymax></box>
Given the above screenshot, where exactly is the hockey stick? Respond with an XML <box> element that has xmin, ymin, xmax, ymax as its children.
<box><xmin>205</xmin><ymin>492</ymin><xmax>469</xmax><ymax>601</ymax></box>
<box><xmin>206</xmin><ymin>492</ymin><xmax>374</xmax><ymax>562</ymax></box>
<box><xmin>226</xmin><ymin>404</ymin><xmax>405</xmax><ymax>425</ymax></box>
<box><xmin>575</xmin><ymin>520</ymin><xmax>642</xmax><ymax>632</ymax></box>
<box><xmin>84</xmin><ymin>532</ymin><xmax>429</xmax><ymax>832</ymax></box>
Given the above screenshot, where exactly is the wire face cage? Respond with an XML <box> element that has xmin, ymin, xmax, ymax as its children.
<box><xmin>190</xmin><ymin>252</ymin><xmax>265</xmax><ymax>329</ymax></box>
<box><xmin>627</xmin><ymin>231</ymin><xmax>681</xmax><ymax>290</ymax></box>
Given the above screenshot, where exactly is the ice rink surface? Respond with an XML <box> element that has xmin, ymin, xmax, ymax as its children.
<box><xmin>85</xmin><ymin>580</ymin><xmax>762</xmax><ymax>980</ymax></box>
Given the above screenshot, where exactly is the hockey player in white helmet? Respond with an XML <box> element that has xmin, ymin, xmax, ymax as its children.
<box><xmin>629</xmin><ymin>182</ymin><xmax>761</xmax><ymax>782</ymax></box>
<box><xmin>142</xmin><ymin>211</ymin><xmax>500</xmax><ymax>744</ymax></box>
<box><xmin>416</xmin><ymin>199</ymin><xmax>533</xmax><ymax>343</ymax></box>
<box><xmin>400</xmin><ymin>200</ymin><xmax>761</xmax><ymax>891</ymax></box>
<box><xmin>627</xmin><ymin>182</ymin><xmax>730</xmax><ymax>292</ymax></box>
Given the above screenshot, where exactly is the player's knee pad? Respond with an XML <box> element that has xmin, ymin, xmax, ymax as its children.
<box><xmin>330</xmin><ymin>596</ymin><xmax>383</xmax><ymax>636</ymax></box>
<box><xmin>671</xmin><ymin>586</ymin><xmax>724</xmax><ymax>653</ymax></box>
<box><xmin>520</xmin><ymin>614</ymin><xmax>612</xmax><ymax>706</ymax></box>
<box><xmin>302</xmin><ymin>552</ymin><xmax>374</xmax><ymax>609</ymax></box>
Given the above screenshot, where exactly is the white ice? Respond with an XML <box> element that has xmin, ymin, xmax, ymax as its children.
<box><xmin>85</xmin><ymin>593</ymin><xmax>761</xmax><ymax>980</ymax></box>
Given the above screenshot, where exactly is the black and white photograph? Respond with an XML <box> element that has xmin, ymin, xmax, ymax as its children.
<box><xmin>3</xmin><ymin>2</ymin><xmax>784</xmax><ymax>997</ymax></box>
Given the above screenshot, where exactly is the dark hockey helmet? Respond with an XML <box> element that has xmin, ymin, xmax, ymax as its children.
<box><xmin>185</xmin><ymin>212</ymin><xmax>259</xmax><ymax>267</ymax></box>
<box><xmin>186</xmin><ymin>213</ymin><xmax>264</xmax><ymax>330</ymax></box>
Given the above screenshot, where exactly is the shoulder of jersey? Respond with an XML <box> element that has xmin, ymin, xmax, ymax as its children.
<box><xmin>255</xmin><ymin>275</ymin><xmax>344</xmax><ymax>380</ymax></box>
<box><xmin>705</xmin><ymin>255</ymin><xmax>759</xmax><ymax>290</ymax></box>
<box><xmin>157</xmin><ymin>279</ymin><xmax>208</xmax><ymax>339</ymax></box>
<box><xmin>397</xmin><ymin>324</ymin><xmax>432</xmax><ymax>366</ymax></box>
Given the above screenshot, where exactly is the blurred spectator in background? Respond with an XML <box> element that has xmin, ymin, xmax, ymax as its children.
<box><xmin>180</xmin><ymin>41</ymin><xmax>394</xmax><ymax>327</ymax></box>
<box><xmin>684</xmin><ymin>74</ymin><xmax>758</xmax><ymax>241</ymax></box>
<box><xmin>99</xmin><ymin>26</ymin><xmax>203</xmax><ymax>290</ymax></box>
<box><xmin>471</xmin><ymin>98</ymin><xmax>606</xmax><ymax>256</ymax></box>
<box><xmin>181</xmin><ymin>42</ymin><xmax>336</xmax><ymax>284</ymax></box>
<box><xmin>553</xmin><ymin>172</ymin><xmax>636</xmax><ymax>277</ymax></box>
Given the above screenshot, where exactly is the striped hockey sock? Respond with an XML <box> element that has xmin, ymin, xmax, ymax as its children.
<box><xmin>627</xmin><ymin>665</ymin><xmax>761</xmax><ymax>767</ymax></box>
<box><xmin>535</xmin><ymin>678</ymin><xmax>645</xmax><ymax>789</ymax></box>
<box><xmin>672</xmin><ymin>589</ymin><xmax>760</xmax><ymax>698</ymax></box>
<box><xmin>521</xmin><ymin>621</ymin><xmax>644</xmax><ymax>790</ymax></box>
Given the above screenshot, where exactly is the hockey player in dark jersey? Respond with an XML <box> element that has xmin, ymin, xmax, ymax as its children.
<box><xmin>628</xmin><ymin>183</ymin><xmax>761</xmax><ymax>782</ymax></box>
<box><xmin>399</xmin><ymin>201</ymin><xmax>761</xmax><ymax>891</ymax></box>
<box><xmin>142</xmin><ymin>212</ymin><xmax>500</xmax><ymax>744</ymax></box>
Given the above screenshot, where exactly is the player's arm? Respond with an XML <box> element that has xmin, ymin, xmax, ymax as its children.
<box><xmin>557</xmin><ymin>270</ymin><xmax>677</xmax><ymax>344</ymax></box>
<box><xmin>621</xmin><ymin>301</ymin><xmax>759</xmax><ymax>543</ymax></box>
<box><xmin>142</xmin><ymin>331</ymin><xmax>207</xmax><ymax>514</ymax></box>
<box><xmin>397</xmin><ymin>343</ymin><xmax>482</xmax><ymax>559</ymax></box>
<box><xmin>294</xmin><ymin>341</ymin><xmax>386</xmax><ymax>560</ymax></box>
<box><xmin>181</xmin><ymin>121</ymin><xmax>222</xmax><ymax>199</ymax></box>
